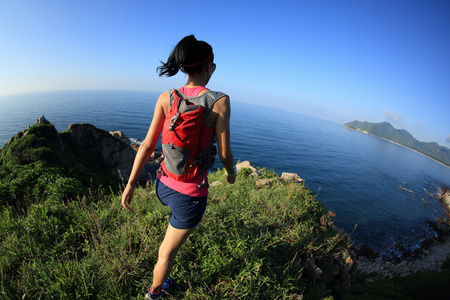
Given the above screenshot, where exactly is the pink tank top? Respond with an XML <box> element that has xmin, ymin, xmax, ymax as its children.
<box><xmin>157</xmin><ymin>86</ymin><xmax>215</xmax><ymax>197</ymax></box>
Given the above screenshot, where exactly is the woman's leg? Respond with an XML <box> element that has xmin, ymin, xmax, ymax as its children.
<box><xmin>151</xmin><ymin>223</ymin><xmax>196</xmax><ymax>293</ymax></box>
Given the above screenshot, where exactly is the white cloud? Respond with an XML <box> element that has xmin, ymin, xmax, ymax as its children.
<box><xmin>384</xmin><ymin>110</ymin><xmax>403</xmax><ymax>123</ymax></box>
<box><xmin>446</xmin><ymin>134</ymin><xmax>450</xmax><ymax>144</ymax></box>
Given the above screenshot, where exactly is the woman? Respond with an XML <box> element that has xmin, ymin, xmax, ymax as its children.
<box><xmin>121</xmin><ymin>35</ymin><xmax>236</xmax><ymax>299</ymax></box>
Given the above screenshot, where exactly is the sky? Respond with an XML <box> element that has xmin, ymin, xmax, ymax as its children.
<box><xmin>1</xmin><ymin>0</ymin><xmax>449</xmax><ymax>145</ymax></box>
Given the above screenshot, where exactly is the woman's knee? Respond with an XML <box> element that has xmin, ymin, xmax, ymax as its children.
<box><xmin>158</xmin><ymin>243</ymin><xmax>180</xmax><ymax>262</ymax></box>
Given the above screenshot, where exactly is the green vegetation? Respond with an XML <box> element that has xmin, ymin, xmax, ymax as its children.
<box><xmin>0</xmin><ymin>123</ymin><xmax>120</xmax><ymax>209</ymax></box>
<box><xmin>343</xmin><ymin>120</ymin><xmax>450</xmax><ymax>167</ymax></box>
<box><xmin>0</xmin><ymin>168</ymin><xmax>351</xmax><ymax>299</ymax></box>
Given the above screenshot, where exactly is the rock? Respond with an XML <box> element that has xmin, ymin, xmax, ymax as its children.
<box><xmin>151</xmin><ymin>151</ymin><xmax>162</xmax><ymax>160</ymax></box>
<box><xmin>36</xmin><ymin>115</ymin><xmax>50</xmax><ymax>124</ymax></box>
<box><xmin>67</xmin><ymin>123</ymin><xmax>148</xmax><ymax>183</ymax></box>
<box><xmin>396</xmin><ymin>260</ymin><xmax>408</xmax><ymax>270</ymax></box>
<box><xmin>256</xmin><ymin>178</ymin><xmax>277</xmax><ymax>186</ymax></box>
<box><xmin>443</xmin><ymin>190</ymin><xmax>450</xmax><ymax>208</ymax></box>
<box><xmin>306</xmin><ymin>258</ymin><xmax>322</xmax><ymax>279</ymax></box>
<box><xmin>399</xmin><ymin>271</ymin><xmax>411</xmax><ymax>277</ymax></box>
<box><xmin>315</xmin><ymin>266</ymin><xmax>324</xmax><ymax>278</ymax></box>
<box><xmin>235</xmin><ymin>161</ymin><xmax>251</xmax><ymax>170</ymax></box>
<box><xmin>327</xmin><ymin>251</ymin><xmax>355</xmax><ymax>296</ymax></box>
<box><xmin>281</xmin><ymin>172</ymin><xmax>304</xmax><ymax>183</ymax></box>
<box><xmin>109</xmin><ymin>130</ymin><xmax>131</xmax><ymax>145</ymax></box>
<box><xmin>354</xmin><ymin>243</ymin><xmax>450</xmax><ymax>278</ymax></box>
<box><xmin>330</xmin><ymin>265</ymin><xmax>340</xmax><ymax>276</ymax></box>
<box><xmin>345</xmin><ymin>257</ymin><xmax>354</xmax><ymax>269</ymax></box>
<box><xmin>209</xmin><ymin>181</ymin><xmax>222</xmax><ymax>187</ymax></box>
<box><xmin>236</xmin><ymin>161</ymin><xmax>260</xmax><ymax>176</ymax></box>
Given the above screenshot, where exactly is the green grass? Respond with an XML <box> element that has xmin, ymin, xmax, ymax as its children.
<box><xmin>0</xmin><ymin>169</ymin><xmax>349</xmax><ymax>299</ymax></box>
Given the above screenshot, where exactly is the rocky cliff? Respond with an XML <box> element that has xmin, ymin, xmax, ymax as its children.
<box><xmin>0</xmin><ymin>116</ymin><xmax>155</xmax><ymax>206</ymax></box>
<box><xmin>64</xmin><ymin>123</ymin><xmax>149</xmax><ymax>183</ymax></box>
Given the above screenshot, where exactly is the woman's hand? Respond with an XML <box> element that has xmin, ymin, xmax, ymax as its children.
<box><xmin>226</xmin><ymin>167</ymin><xmax>236</xmax><ymax>184</ymax></box>
<box><xmin>227</xmin><ymin>174</ymin><xmax>236</xmax><ymax>184</ymax></box>
<box><xmin>121</xmin><ymin>184</ymin><xmax>135</xmax><ymax>210</ymax></box>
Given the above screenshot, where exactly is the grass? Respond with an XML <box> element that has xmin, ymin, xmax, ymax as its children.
<box><xmin>0</xmin><ymin>168</ymin><xmax>350</xmax><ymax>299</ymax></box>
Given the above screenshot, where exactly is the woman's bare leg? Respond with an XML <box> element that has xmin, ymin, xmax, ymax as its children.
<box><xmin>151</xmin><ymin>223</ymin><xmax>196</xmax><ymax>293</ymax></box>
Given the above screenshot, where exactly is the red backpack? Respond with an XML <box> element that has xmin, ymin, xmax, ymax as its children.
<box><xmin>159</xmin><ymin>89</ymin><xmax>227</xmax><ymax>187</ymax></box>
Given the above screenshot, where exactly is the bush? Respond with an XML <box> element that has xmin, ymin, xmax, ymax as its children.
<box><xmin>0</xmin><ymin>162</ymin><xmax>86</xmax><ymax>208</ymax></box>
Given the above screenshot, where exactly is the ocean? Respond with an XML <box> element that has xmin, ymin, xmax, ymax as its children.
<box><xmin>1</xmin><ymin>90</ymin><xmax>449</xmax><ymax>257</ymax></box>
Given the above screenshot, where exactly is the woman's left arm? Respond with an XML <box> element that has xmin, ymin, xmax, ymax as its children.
<box><xmin>121</xmin><ymin>93</ymin><xmax>168</xmax><ymax>210</ymax></box>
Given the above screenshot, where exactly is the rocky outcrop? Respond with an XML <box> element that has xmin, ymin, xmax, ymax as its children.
<box><xmin>236</xmin><ymin>160</ymin><xmax>260</xmax><ymax>176</ymax></box>
<box><xmin>440</xmin><ymin>186</ymin><xmax>450</xmax><ymax>219</ymax></box>
<box><xmin>109</xmin><ymin>130</ymin><xmax>131</xmax><ymax>145</ymax></box>
<box><xmin>355</xmin><ymin>234</ymin><xmax>450</xmax><ymax>279</ymax></box>
<box><xmin>281</xmin><ymin>172</ymin><xmax>304</xmax><ymax>183</ymax></box>
<box><xmin>3</xmin><ymin>116</ymin><xmax>159</xmax><ymax>186</ymax></box>
<box><xmin>444</xmin><ymin>191</ymin><xmax>450</xmax><ymax>208</ymax></box>
<box><xmin>36</xmin><ymin>115</ymin><xmax>51</xmax><ymax>125</ymax></box>
<box><xmin>66</xmin><ymin>124</ymin><xmax>153</xmax><ymax>183</ymax></box>
<box><xmin>235</xmin><ymin>161</ymin><xmax>304</xmax><ymax>186</ymax></box>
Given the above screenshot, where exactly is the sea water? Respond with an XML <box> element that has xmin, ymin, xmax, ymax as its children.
<box><xmin>1</xmin><ymin>90</ymin><xmax>449</xmax><ymax>257</ymax></box>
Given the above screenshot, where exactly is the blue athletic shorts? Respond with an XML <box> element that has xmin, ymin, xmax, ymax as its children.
<box><xmin>155</xmin><ymin>179</ymin><xmax>207</xmax><ymax>229</ymax></box>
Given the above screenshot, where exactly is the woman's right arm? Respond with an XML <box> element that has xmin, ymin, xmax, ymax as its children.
<box><xmin>214</xmin><ymin>96</ymin><xmax>236</xmax><ymax>184</ymax></box>
<box><xmin>121</xmin><ymin>93</ymin><xmax>169</xmax><ymax>210</ymax></box>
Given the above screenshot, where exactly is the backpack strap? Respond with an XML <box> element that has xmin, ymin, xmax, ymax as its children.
<box><xmin>167</xmin><ymin>89</ymin><xmax>228</xmax><ymax>124</ymax></box>
<box><xmin>166</xmin><ymin>89</ymin><xmax>177</xmax><ymax>108</ymax></box>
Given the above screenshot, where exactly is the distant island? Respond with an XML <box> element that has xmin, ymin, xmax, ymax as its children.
<box><xmin>343</xmin><ymin>120</ymin><xmax>450</xmax><ymax>168</ymax></box>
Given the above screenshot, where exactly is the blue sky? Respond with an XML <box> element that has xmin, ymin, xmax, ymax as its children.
<box><xmin>1</xmin><ymin>0</ymin><xmax>449</xmax><ymax>145</ymax></box>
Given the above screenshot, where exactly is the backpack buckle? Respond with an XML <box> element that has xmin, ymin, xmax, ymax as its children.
<box><xmin>156</xmin><ymin>167</ymin><xmax>166</xmax><ymax>177</ymax></box>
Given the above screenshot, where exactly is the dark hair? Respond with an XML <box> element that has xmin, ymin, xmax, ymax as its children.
<box><xmin>157</xmin><ymin>35</ymin><xmax>214</xmax><ymax>77</ymax></box>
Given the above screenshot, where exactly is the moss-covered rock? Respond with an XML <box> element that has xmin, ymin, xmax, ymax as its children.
<box><xmin>0</xmin><ymin>118</ymin><xmax>148</xmax><ymax>208</ymax></box>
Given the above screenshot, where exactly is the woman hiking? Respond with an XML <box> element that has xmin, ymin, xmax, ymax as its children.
<box><xmin>121</xmin><ymin>35</ymin><xmax>236</xmax><ymax>299</ymax></box>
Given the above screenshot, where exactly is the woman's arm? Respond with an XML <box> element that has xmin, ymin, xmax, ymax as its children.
<box><xmin>214</xmin><ymin>96</ymin><xmax>235</xmax><ymax>183</ymax></box>
<box><xmin>121</xmin><ymin>93</ymin><xmax>169</xmax><ymax>210</ymax></box>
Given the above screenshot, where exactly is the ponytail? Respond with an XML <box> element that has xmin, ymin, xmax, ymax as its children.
<box><xmin>157</xmin><ymin>35</ymin><xmax>213</xmax><ymax>77</ymax></box>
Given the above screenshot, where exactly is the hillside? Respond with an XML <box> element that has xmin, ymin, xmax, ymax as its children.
<box><xmin>0</xmin><ymin>118</ymin><xmax>355</xmax><ymax>299</ymax></box>
<box><xmin>343</xmin><ymin>120</ymin><xmax>450</xmax><ymax>167</ymax></box>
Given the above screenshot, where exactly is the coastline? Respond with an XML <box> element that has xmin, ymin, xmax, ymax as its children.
<box><xmin>345</xmin><ymin>127</ymin><xmax>450</xmax><ymax>169</ymax></box>
<box><xmin>354</xmin><ymin>187</ymin><xmax>450</xmax><ymax>278</ymax></box>
<box><xmin>383</xmin><ymin>138</ymin><xmax>450</xmax><ymax>169</ymax></box>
